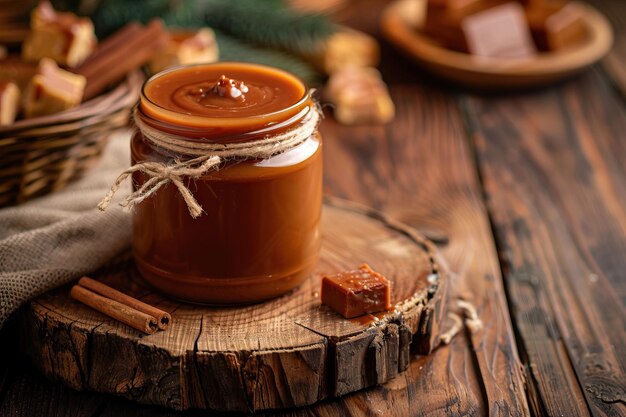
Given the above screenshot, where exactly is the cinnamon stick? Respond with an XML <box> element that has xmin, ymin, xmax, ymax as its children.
<box><xmin>78</xmin><ymin>276</ymin><xmax>171</xmax><ymax>330</ymax></box>
<box><xmin>70</xmin><ymin>285</ymin><xmax>158</xmax><ymax>334</ymax></box>
<box><xmin>77</xmin><ymin>19</ymin><xmax>169</xmax><ymax>100</ymax></box>
<box><xmin>76</xmin><ymin>22</ymin><xmax>142</xmax><ymax>75</ymax></box>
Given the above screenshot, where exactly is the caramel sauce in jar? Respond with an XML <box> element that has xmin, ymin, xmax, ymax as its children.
<box><xmin>131</xmin><ymin>63</ymin><xmax>322</xmax><ymax>304</ymax></box>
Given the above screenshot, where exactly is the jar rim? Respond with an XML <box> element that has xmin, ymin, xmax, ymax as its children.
<box><xmin>136</xmin><ymin>104</ymin><xmax>314</xmax><ymax>143</ymax></box>
<box><xmin>140</xmin><ymin>62</ymin><xmax>310</xmax><ymax>130</ymax></box>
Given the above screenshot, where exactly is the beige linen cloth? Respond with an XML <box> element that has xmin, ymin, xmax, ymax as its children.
<box><xmin>0</xmin><ymin>131</ymin><xmax>133</xmax><ymax>328</ymax></box>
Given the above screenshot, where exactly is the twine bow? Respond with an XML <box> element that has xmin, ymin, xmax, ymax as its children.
<box><xmin>98</xmin><ymin>106</ymin><xmax>320</xmax><ymax>218</ymax></box>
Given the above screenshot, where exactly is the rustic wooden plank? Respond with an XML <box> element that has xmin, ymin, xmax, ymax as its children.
<box><xmin>587</xmin><ymin>0</ymin><xmax>626</xmax><ymax>97</ymax></box>
<box><xmin>463</xmin><ymin>68</ymin><xmax>626</xmax><ymax>416</ymax></box>
<box><xmin>0</xmin><ymin>333</ymin><xmax>105</xmax><ymax>417</ymax></box>
<box><xmin>318</xmin><ymin>84</ymin><xmax>530</xmax><ymax>416</ymax></box>
<box><xmin>0</xmin><ymin>324</ymin><xmax>17</xmax><ymax>410</ymax></box>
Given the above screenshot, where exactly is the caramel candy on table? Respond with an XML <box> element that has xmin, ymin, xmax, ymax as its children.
<box><xmin>309</xmin><ymin>28</ymin><xmax>380</xmax><ymax>75</ymax></box>
<box><xmin>0</xmin><ymin>81</ymin><xmax>20</xmax><ymax>125</ymax></box>
<box><xmin>22</xmin><ymin>2</ymin><xmax>96</xmax><ymax>67</ymax></box>
<box><xmin>321</xmin><ymin>264</ymin><xmax>391</xmax><ymax>319</ymax></box>
<box><xmin>325</xmin><ymin>67</ymin><xmax>395</xmax><ymax>125</ymax></box>
<box><xmin>526</xmin><ymin>2</ymin><xmax>586</xmax><ymax>51</ymax></box>
<box><xmin>23</xmin><ymin>58</ymin><xmax>85</xmax><ymax>118</ymax></box>
<box><xmin>149</xmin><ymin>28</ymin><xmax>219</xmax><ymax>74</ymax></box>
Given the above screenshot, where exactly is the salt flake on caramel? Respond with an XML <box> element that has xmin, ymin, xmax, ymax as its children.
<box><xmin>213</xmin><ymin>75</ymin><xmax>249</xmax><ymax>100</ymax></box>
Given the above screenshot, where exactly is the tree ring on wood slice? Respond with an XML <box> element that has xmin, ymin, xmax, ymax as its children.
<box><xmin>18</xmin><ymin>196</ymin><xmax>448</xmax><ymax>412</ymax></box>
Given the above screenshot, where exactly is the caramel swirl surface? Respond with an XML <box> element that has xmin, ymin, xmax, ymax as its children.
<box><xmin>144</xmin><ymin>63</ymin><xmax>305</xmax><ymax>118</ymax></box>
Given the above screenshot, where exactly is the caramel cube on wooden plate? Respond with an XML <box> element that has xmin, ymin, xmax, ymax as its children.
<box><xmin>22</xmin><ymin>2</ymin><xmax>96</xmax><ymax>67</ymax></box>
<box><xmin>463</xmin><ymin>3</ymin><xmax>537</xmax><ymax>58</ymax></box>
<box><xmin>149</xmin><ymin>28</ymin><xmax>219</xmax><ymax>74</ymax></box>
<box><xmin>526</xmin><ymin>2</ymin><xmax>586</xmax><ymax>51</ymax></box>
<box><xmin>424</xmin><ymin>1</ymin><xmax>537</xmax><ymax>58</ymax></box>
<box><xmin>23</xmin><ymin>58</ymin><xmax>85</xmax><ymax>118</ymax></box>
<box><xmin>321</xmin><ymin>264</ymin><xmax>391</xmax><ymax>318</ymax></box>
<box><xmin>0</xmin><ymin>81</ymin><xmax>20</xmax><ymax>125</ymax></box>
<box><xmin>325</xmin><ymin>67</ymin><xmax>395</xmax><ymax>125</ymax></box>
<box><xmin>423</xmin><ymin>0</ymin><xmax>503</xmax><ymax>51</ymax></box>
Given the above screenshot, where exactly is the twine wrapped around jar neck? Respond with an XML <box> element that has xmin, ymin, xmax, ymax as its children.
<box><xmin>98</xmin><ymin>105</ymin><xmax>321</xmax><ymax>218</ymax></box>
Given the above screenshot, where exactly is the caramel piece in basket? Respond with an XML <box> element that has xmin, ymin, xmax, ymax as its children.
<box><xmin>22</xmin><ymin>2</ymin><xmax>96</xmax><ymax>67</ymax></box>
<box><xmin>149</xmin><ymin>28</ymin><xmax>219</xmax><ymax>74</ymax></box>
<box><xmin>23</xmin><ymin>58</ymin><xmax>85</xmax><ymax>118</ymax></box>
<box><xmin>0</xmin><ymin>81</ymin><xmax>20</xmax><ymax>125</ymax></box>
<box><xmin>0</xmin><ymin>57</ymin><xmax>38</xmax><ymax>91</ymax></box>
<box><xmin>321</xmin><ymin>264</ymin><xmax>391</xmax><ymax>319</ymax></box>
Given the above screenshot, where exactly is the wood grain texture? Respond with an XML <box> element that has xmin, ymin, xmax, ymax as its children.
<box><xmin>463</xmin><ymin>67</ymin><xmax>626</xmax><ymax>416</ymax></box>
<box><xmin>319</xmin><ymin>84</ymin><xmax>530</xmax><ymax>416</ymax></box>
<box><xmin>590</xmin><ymin>0</ymin><xmax>626</xmax><ymax>98</ymax></box>
<box><xmin>17</xmin><ymin>198</ymin><xmax>446</xmax><ymax>413</ymax></box>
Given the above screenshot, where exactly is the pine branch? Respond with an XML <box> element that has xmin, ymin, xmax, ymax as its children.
<box><xmin>73</xmin><ymin>0</ymin><xmax>335</xmax><ymax>57</ymax></box>
<box><xmin>54</xmin><ymin>0</ymin><xmax>325</xmax><ymax>84</ymax></box>
<box><xmin>179</xmin><ymin>0</ymin><xmax>337</xmax><ymax>56</ymax></box>
<box><xmin>214</xmin><ymin>31</ymin><xmax>321</xmax><ymax>85</ymax></box>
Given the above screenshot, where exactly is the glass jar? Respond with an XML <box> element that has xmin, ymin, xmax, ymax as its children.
<box><xmin>130</xmin><ymin>63</ymin><xmax>322</xmax><ymax>304</ymax></box>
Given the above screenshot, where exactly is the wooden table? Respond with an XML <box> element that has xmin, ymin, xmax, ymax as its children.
<box><xmin>1</xmin><ymin>1</ymin><xmax>625</xmax><ymax>415</ymax></box>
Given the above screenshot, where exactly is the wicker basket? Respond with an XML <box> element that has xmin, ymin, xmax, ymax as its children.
<box><xmin>0</xmin><ymin>71</ymin><xmax>143</xmax><ymax>207</ymax></box>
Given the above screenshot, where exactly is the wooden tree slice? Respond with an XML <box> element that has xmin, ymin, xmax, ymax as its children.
<box><xmin>18</xmin><ymin>197</ymin><xmax>448</xmax><ymax>412</ymax></box>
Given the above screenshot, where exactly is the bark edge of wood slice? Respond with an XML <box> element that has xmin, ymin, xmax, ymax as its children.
<box><xmin>18</xmin><ymin>197</ymin><xmax>448</xmax><ymax>412</ymax></box>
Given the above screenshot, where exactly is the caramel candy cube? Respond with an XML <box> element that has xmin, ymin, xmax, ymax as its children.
<box><xmin>0</xmin><ymin>81</ymin><xmax>20</xmax><ymax>125</ymax></box>
<box><xmin>149</xmin><ymin>28</ymin><xmax>219</xmax><ymax>74</ymax></box>
<box><xmin>423</xmin><ymin>0</ymin><xmax>504</xmax><ymax>51</ymax></box>
<box><xmin>526</xmin><ymin>2</ymin><xmax>586</xmax><ymax>51</ymax></box>
<box><xmin>0</xmin><ymin>58</ymin><xmax>39</xmax><ymax>91</ymax></box>
<box><xmin>23</xmin><ymin>58</ymin><xmax>85</xmax><ymax>118</ymax></box>
<box><xmin>424</xmin><ymin>1</ymin><xmax>537</xmax><ymax>58</ymax></box>
<box><xmin>325</xmin><ymin>67</ymin><xmax>395</xmax><ymax>125</ymax></box>
<box><xmin>310</xmin><ymin>28</ymin><xmax>380</xmax><ymax>75</ymax></box>
<box><xmin>321</xmin><ymin>264</ymin><xmax>391</xmax><ymax>319</ymax></box>
<box><xmin>22</xmin><ymin>2</ymin><xmax>96</xmax><ymax>67</ymax></box>
<box><xmin>462</xmin><ymin>3</ymin><xmax>537</xmax><ymax>58</ymax></box>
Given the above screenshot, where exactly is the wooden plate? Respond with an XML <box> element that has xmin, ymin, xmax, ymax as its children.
<box><xmin>381</xmin><ymin>0</ymin><xmax>614</xmax><ymax>89</ymax></box>
<box><xmin>18</xmin><ymin>197</ymin><xmax>448</xmax><ymax>413</ymax></box>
